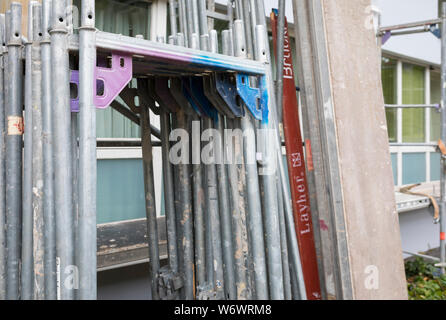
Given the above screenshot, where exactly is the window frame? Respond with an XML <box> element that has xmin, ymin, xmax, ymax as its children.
<box><xmin>385</xmin><ymin>55</ymin><xmax>440</xmax><ymax>187</ymax></box>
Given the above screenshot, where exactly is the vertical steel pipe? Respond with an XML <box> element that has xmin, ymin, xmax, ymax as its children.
<box><xmin>277</xmin><ymin>177</ymin><xmax>292</xmax><ymax>300</ymax></box>
<box><xmin>275</xmin><ymin>0</ymin><xmax>286</xmax><ymax>123</ymax></box>
<box><xmin>139</xmin><ymin>91</ymin><xmax>160</xmax><ymax>300</ymax></box>
<box><xmin>168</xmin><ymin>0</ymin><xmax>178</xmax><ymax>40</ymax></box>
<box><xmin>21</xmin><ymin>1</ymin><xmax>35</xmax><ymax>300</ymax></box>
<box><xmin>191</xmin><ymin>117</ymin><xmax>206</xmax><ymax>288</ymax></box>
<box><xmin>203</xmin><ymin>118</ymin><xmax>225</xmax><ymax>298</ymax></box>
<box><xmin>41</xmin><ymin>0</ymin><xmax>56</xmax><ymax>300</ymax></box>
<box><xmin>255</xmin><ymin>0</ymin><xmax>307</xmax><ymax>298</ymax></box>
<box><xmin>5</xmin><ymin>4</ymin><xmax>23</xmax><ymax>300</ymax></box>
<box><xmin>184</xmin><ymin>0</ymin><xmax>195</xmax><ymax>47</ymax></box>
<box><xmin>440</xmin><ymin>2</ymin><xmax>446</xmax><ymax>275</ymax></box>
<box><xmin>161</xmin><ymin>111</ymin><xmax>180</xmax><ymax>274</ymax></box>
<box><xmin>221</xmin><ymin>30</ymin><xmax>251</xmax><ymax>300</ymax></box>
<box><xmin>1</xmin><ymin>12</ymin><xmax>9</xmax><ymax>300</ymax></box>
<box><xmin>177</xmin><ymin>110</ymin><xmax>195</xmax><ymax>300</ymax></box>
<box><xmin>78</xmin><ymin>0</ymin><xmax>97</xmax><ymax>300</ymax></box>
<box><xmin>233</xmin><ymin>19</ymin><xmax>268</xmax><ymax>300</ymax></box>
<box><xmin>250</xmin><ymin>22</ymin><xmax>285</xmax><ymax>299</ymax></box>
<box><xmin>31</xmin><ymin>3</ymin><xmax>45</xmax><ymax>300</ymax></box>
<box><xmin>178</xmin><ymin>0</ymin><xmax>188</xmax><ymax>46</ymax></box>
<box><xmin>191</xmin><ymin>0</ymin><xmax>200</xmax><ymax>35</ymax></box>
<box><xmin>272</xmin><ymin>0</ymin><xmax>292</xmax><ymax>300</ymax></box>
<box><xmin>51</xmin><ymin>0</ymin><xmax>75</xmax><ymax>300</ymax></box>
<box><xmin>197</xmin><ymin>0</ymin><xmax>208</xmax><ymax>35</ymax></box>
<box><xmin>0</xmin><ymin>13</ymin><xmax>6</xmax><ymax>300</ymax></box>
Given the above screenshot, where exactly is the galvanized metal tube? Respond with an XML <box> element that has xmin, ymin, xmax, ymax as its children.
<box><xmin>177</xmin><ymin>110</ymin><xmax>194</xmax><ymax>300</ymax></box>
<box><xmin>168</xmin><ymin>0</ymin><xmax>178</xmax><ymax>38</ymax></box>
<box><xmin>227</xmin><ymin>0</ymin><xmax>233</xmax><ymax>30</ymax></box>
<box><xmin>171</xmin><ymin>114</ymin><xmax>185</xmax><ymax>298</ymax></box>
<box><xmin>71</xmin><ymin>112</ymin><xmax>79</xmax><ymax>301</ymax></box>
<box><xmin>225</xmin><ymin>118</ymin><xmax>252</xmax><ymax>300</ymax></box>
<box><xmin>203</xmin><ymin>27</ymin><xmax>235</xmax><ymax>300</ymax></box>
<box><xmin>255</xmin><ymin>6</ymin><xmax>307</xmax><ymax>297</ymax></box>
<box><xmin>215</xmin><ymin>114</ymin><xmax>237</xmax><ymax>300</ymax></box>
<box><xmin>248</xmin><ymin>0</ymin><xmax>257</xmax><ymax>47</ymax></box>
<box><xmin>241</xmin><ymin>0</ymin><xmax>253</xmax><ymax>59</ymax></box>
<box><xmin>78</xmin><ymin>0</ymin><xmax>97</xmax><ymax>300</ymax></box>
<box><xmin>277</xmin><ymin>175</ymin><xmax>292</xmax><ymax>300</ymax></box>
<box><xmin>221</xmin><ymin>31</ymin><xmax>250</xmax><ymax>300</ymax></box>
<box><xmin>178</xmin><ymin>0</ymin><xmax>188</xmax><ymax>46</ymax></box>
<box><xmin>51</xmin><ymin>0</ymin><xmax>75</xmax><ymax>300</ymax></box>
<box><xmin>234</xmin><ymin>0</ymin><xmax>242</xmax><ymax>20</ymax></box>
<box><xmin>275</xmin><ymin>0</ymin><xmax>285</xmax><ymax>123</ymax></box>
<box><xmin>160</xmin><ymin>111</ymin><xmax>180</xmax><ymax>276</ymax></box>
<box><xmin>41</xmin><ymin>0</ymin><xmax>56</xmax><ymax>300</ymax></box>
<box><xmin>0</xmin><ymin>13</ymin><xmax>6</xmax><ymax>301</ymax></box>
<box><xmin>31</xmin><ymin>3</ymin><xmax>45</xmax><ymax>300</ymax></box>
<box><xmin>5</xmin><ymin>4</ymin><xmax>23</xmax><ymax>300</ymax></box>
<box><xmin>232</xmin><ymin>20</ymin><xmax>268</xmax><ymax>300</ymax></box>
<box><xmin>197</xmin><ymin>0</ymin><xmax>208</xmax><ymax>35</ymax></box>
<box><xmin>441</xmin><ymin>3</ymin><xmax>446</xmax><ymax>275</ymax></box>
<box><xmin>2</xmin><ymin>12</ymin><xmax>10</xmax><ymax>300</ymax></box>
<box><xmin>203</xmin><ymin>117</ymin><xmax>225</xmax><ymax>298</ymax></box>
<box><xmin>252</xmin><ymin>25</ymin><xmax>285</xmax><ymax>300</ymax></box>
<box><xmin>379</xmin><ymin>18</ymin><xmax>442</xmax><ymax>34</ymax></box>
<box><xmin>139</xmin><ymin>95</ymin><xmax>160</xmax><ymax>300</ymax></box>
<box><xmin>191</xmin><ymin>116</ymin><xmax>206</xmax><ymax>288</ymax></box>
<box><xmin>171</xmin><ymin>37</ymin><xmax>186</xmax><ymax>299</ymax></box>
<box><xmin>21</xmin><ymin>1</ymin><xmax>35</xmax><ymax>300</ymax></box>
<box><xmin>184</xmin><ymin>0</ymin><xmax>195</xmax><ymax>48</ymax></box>
<box><xmin>191</xmin><ymin>0</ymin><xmax>200</xmax><ymax>35</ymax></box>
<box><xmin>272</xmin><ymin>0</ymin><xmax>292</xmax><ymax>299</ymax></box>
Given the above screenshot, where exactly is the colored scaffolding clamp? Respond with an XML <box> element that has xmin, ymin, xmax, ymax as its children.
<box><xmin>236</xmin><ymin>74</ymin><xmax>269</xmax><ymax>122</ymax></box>
<box><xmin>70</xmin><ymin>52</ymin><xmax>133</xmax><ymax>112</ymax></box>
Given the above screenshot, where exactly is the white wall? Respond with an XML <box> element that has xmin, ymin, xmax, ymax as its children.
<box><xmin>373</xmin><ymin>0</ymin><xmax>441</xmax><ymax>64</ymax></box>
<box><xmin>399</xmin><ymin>208</ymin><xmax>440</xmax><ymax>257</ymax></box>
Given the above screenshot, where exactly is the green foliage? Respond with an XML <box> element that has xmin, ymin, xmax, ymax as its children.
<box><xmin>405</xmin><ymin>257</ymin><xmax>446</xmax><ymax>300</ymax></box>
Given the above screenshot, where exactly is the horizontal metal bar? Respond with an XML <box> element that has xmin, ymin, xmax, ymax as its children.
<box><xmin>403</xmin><ymin>251</ymin><xmax>440</xmax><ymax>262</ymax></box>
<box><xmin>380</xmin><ymin>18</ymin><xmax>442</xmax><ymax>33</ymax></box>
<box><xmin>385</xmin><ymin>28</ymin><xmax>432</xmax><ymax>37</ymax></box>
<box><xmin>385</xmin><ymin>104</ymin><xmax>440</xmax><ymax>109</ymax></box>
<box><xmin>69</xmin><ymin>32</ymin><xmax>266</xmax><ymax>75</ymax></box>
<box><xmin>206</xmin><ymin>10</ymin><xmax>230</xmax><ymax>22</ymax></box>
<box><xmin>96</xmin><ymin>139</ymin><xmax>161</xmax><ymax>148</ymax></box>
<box><xmin>389</xmin><ymin>143</ymin><xmax>437</xmax><ymax>147</ymax></box>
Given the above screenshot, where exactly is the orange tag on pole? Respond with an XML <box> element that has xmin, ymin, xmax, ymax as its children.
<box><xmin>305</xmin><ymin>139</ymin><xmax>314</xmax><ymax>172</ymax></box>
<box><xmin>438</xmin><ymin>139</ymin><xmax>446</xmax><ymax>156</ymax></box>
<box><xmin>441</xmin><ymin>232</ymin><xmax>446</xmax><ymax>241</ymax></box>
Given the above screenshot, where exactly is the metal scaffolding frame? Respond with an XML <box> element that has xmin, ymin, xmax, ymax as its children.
<box><xmin>0</xmin><ymin>0</ymin><xmax>313</xmax><ymax>300</ymax></box>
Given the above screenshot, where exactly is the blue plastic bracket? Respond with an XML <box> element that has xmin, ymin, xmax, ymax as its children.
<box><xmin>236</xmin><ymin>74</ymin><xmax>268</xmax><ymax>122</ymax></box>
<box><xmin>215</xmin><ymin>73</ymin><xmax>244</xmax><ymax>118</ymax></box>
<box><xmin>183</xmin><ymin>77</ymin><xmax>218</xmax><ymax>121</ymax></box>
<box><xmin>430</xmin><ymin>24</ymin><xmax>441</xmax><ymax>39</ymax></box>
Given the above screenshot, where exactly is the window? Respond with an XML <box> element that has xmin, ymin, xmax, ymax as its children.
<box><xmin>430</xmin><ymin>71</ymin><xmax>441</xmax><ymax>142</ymax></box>
<box><xmin>383</xmin><ymin>57</ymin><xmax>440</xmax><ymax>186</ymax></box>
<box><xmin>382</xmin><ymin>58</ymin><xmax>397</xmax><ymax>142</ymax></box>
<box><xmin>402</xmin><ymin>63</ymin><xmax>425</xmax><ymax>143</ymax></box>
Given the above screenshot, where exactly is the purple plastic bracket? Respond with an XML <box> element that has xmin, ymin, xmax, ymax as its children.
<box><xmin>382</xmin><ymin>31</ymin><xmax>391</xmax><ymax>45</ymax></box>
<box><xmin>70</xmin><ymin>52</ymin><xmax>133</xmax><ymax>112</ymax></box>
<box><xmin>70</xmin><ymin>70</ymin><xmax>80</xmax><ymax>112</ymax></box>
